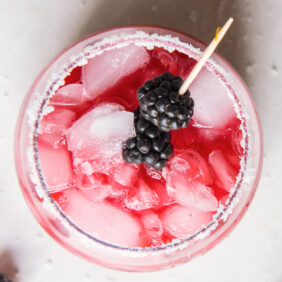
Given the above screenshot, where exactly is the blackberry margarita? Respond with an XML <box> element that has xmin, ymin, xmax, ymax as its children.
<box><xmin>14</xmin><ymin>26</ymin><xmax>262</xmax><ymax>271</ymax></box>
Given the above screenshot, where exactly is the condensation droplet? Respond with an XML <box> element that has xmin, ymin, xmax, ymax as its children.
<box><xmin>271</xmin><ymin>64</ymin><xmax>278</xmax><ymax>76</ymax></box>
<box><xmin>45</xmin><ymin>258</ymin><xmax>53</xmax><ymax>270</ymax></box>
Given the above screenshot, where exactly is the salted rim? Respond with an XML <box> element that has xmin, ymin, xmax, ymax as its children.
<box><xmin>27</xmin><ymin>31</ymin><xmax>250</xmax><ymax>253</ymax></box>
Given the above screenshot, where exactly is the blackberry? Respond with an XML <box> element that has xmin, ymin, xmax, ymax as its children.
<box><xmin>0</xmin><ymin>273</ymin><xmax>12</xmax><ymax>282</ymax></box>
<box><xmin>137</xmin><ymin>72</ymin><xmax>194</xmax><ymax>131</ymax></box>
<box><xmin>122</xmin><ymin>109</ymin><xmax>173</xmax><ymax>170</ymax></box>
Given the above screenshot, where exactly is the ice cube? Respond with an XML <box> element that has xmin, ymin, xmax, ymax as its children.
<box><xmin>140</xmin><ymin>210</ymin><xmax>163</xmax><ymax>246</ymax></box>
<box><xmin>73</xmin><ymin>160</ymin><xmax>129</xmax><ymax>199</ymax></box>
<box><xmin>82</xmin><ymin>45</ymin><xmax>150</xmax><ymax>99</ymax></box>
<box><xmin>164</xmin><ymin>151</ymin><xmax>218</xmax><ymax>212</ymax></box>
<box><xmin>66</xmin><ymin>103</ymin><xmax>135</xmax><ymax>161</ymax></box>
<box><xmin>107</xmin><ymin>180</ymin><xmax>131</xmax><ymax>198</ymax></box>
<box><xmin>157</xmin><ymin>50</ymin><xmax>178</xmax><ymax>74</ymax></box>
<box><xmin>60</xmin><ymin>189</ymin><xmax>145</xmax><ymax>247</ymax></box>
<box><xmin>190</xmin><ymin>67</ymin><xmax>235</xmax><ymax>128</ymax></box>
<box><xmin>84</xmin><ymin>186</ymin><xmax>113</xmax><ymax>202</ymax></box>
<box><xmin>168</xmin><ymin>150</ymin><xmax>213</xmax><ymax>185</ymax></box>
<box><xmin>51</xmin><ymin>83</ymin><xmax>87</xmax><ymax>106</ymax></box>
<box><xmin>148</xmin><ymin>178</ymin><xmax>175</xmax><ymax>206</ymax></box>
<box><xmin>112</xmin><ymin>163</ymin><xmax>139</xmax><ymax>187</ymax></box>
<box><xmin>74</xmin><ymin>171</ymin><xmax>105</xmax><ymax>189</ymax></box>
<box><xmin>166</xmin><ymin>171</ymin><xmax>218</xmax><ymax>212</ymax></box>
<box><xmin>38</xmin><ymin>143</ymin><xmax>73</xmax><ymax>193</ymax></box>
<box><xmin>209</xmin><ymin>149</ymin><xmax>236</xmax><ymax>192</ymax></box>
<box><xmin>124</xmin><ymin>179</ymin><xmax>160</xmax><ymax>211</ymax></box>
<box><xmin>73</xmin><ymin>172</ymin><xmax>112</xmax><ymax>201</ymax></box>
<box><xmin>192</xmin><ymin>122</ymin><xmax>223</xmax><ymax>142</ymax></box>
<box><xmin>160</xmin><ymin>204</ymin><xmax>212</xmax><ymax>239</ymax></box>
<box><xmin>78</xmin><ymin>161</ymin><xmax>94</xmax><ymax>176</ymax></box>
<box><xmin>38</xmin><ymin>108</ymin><xmax>75</xmax><ymax>147</ymax></box>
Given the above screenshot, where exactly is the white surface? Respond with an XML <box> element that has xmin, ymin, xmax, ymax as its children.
<box><xmin>0</xmin><ymin>0</ymin><xmax>282</xmax><ymax>281</ymax></box>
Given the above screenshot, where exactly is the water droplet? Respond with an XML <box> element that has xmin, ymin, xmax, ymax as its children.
<box><xmin>45</xmin><ymin>258</ymin><xmax>53</xmax><ymax>270</ymax></box>
<box><xmin>271</xmin><ymin>64</ymin><xmax>278</xmax><ymax>76</ymax></box>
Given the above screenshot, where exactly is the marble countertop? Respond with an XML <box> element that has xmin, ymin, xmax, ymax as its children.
<box><xmin>1</xmin><ymin>0</ymin><xmax>282</xmax><ymax>281</ymax></box>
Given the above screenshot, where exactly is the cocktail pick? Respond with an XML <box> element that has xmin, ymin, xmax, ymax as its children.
<box><xmin>179</xmin><ymin>17</ymin><xmax>234</xmax><ymax>95</ymax></box>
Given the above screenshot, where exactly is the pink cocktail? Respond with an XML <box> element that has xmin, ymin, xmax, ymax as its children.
<box><xmin>14</xmin><ymin>26</ymin><xmax>262</xmax><ymax>271</ymax></box>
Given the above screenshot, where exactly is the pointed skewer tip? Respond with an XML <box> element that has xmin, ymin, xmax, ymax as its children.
<box><xmin>179</xmin><ymin>17</ymin><xmax>234</xmax><ymax>95</ymax></box>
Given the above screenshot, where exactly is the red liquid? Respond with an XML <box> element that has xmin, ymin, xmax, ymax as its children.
<box><xmin>37</xmin><ymin>45</ymin><xmax>243</xmax><ymax>248</ymax></box>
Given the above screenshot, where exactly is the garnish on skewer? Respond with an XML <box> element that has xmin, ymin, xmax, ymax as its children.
<box><xmin>123</xmin><ymin>18</ymin><xmax>234</xmax><ymax>170</ymax></box>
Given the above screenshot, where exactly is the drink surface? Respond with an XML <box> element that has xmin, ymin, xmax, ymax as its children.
<box><xmin>37</xmin><ymin>41</ymin><xmax>243</xmax><ymax>248</ymax></box>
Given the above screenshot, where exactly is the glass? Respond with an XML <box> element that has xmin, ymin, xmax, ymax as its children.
<box><xmin>14</xmin><ymin>26</ymin><xmax>262</xmax><ymax>271</ymax></box>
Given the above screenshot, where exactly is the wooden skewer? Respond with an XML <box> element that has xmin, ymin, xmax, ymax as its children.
<box><xmin>179</xmin><ymin>17</ymin><xmax>234</xmax><ymax>95</ymax></box>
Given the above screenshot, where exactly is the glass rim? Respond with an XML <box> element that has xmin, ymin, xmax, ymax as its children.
<box><xmin>26</xmin><ymin>26</ymin><xmax>262</xmax><ymax>254</ymax></box>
